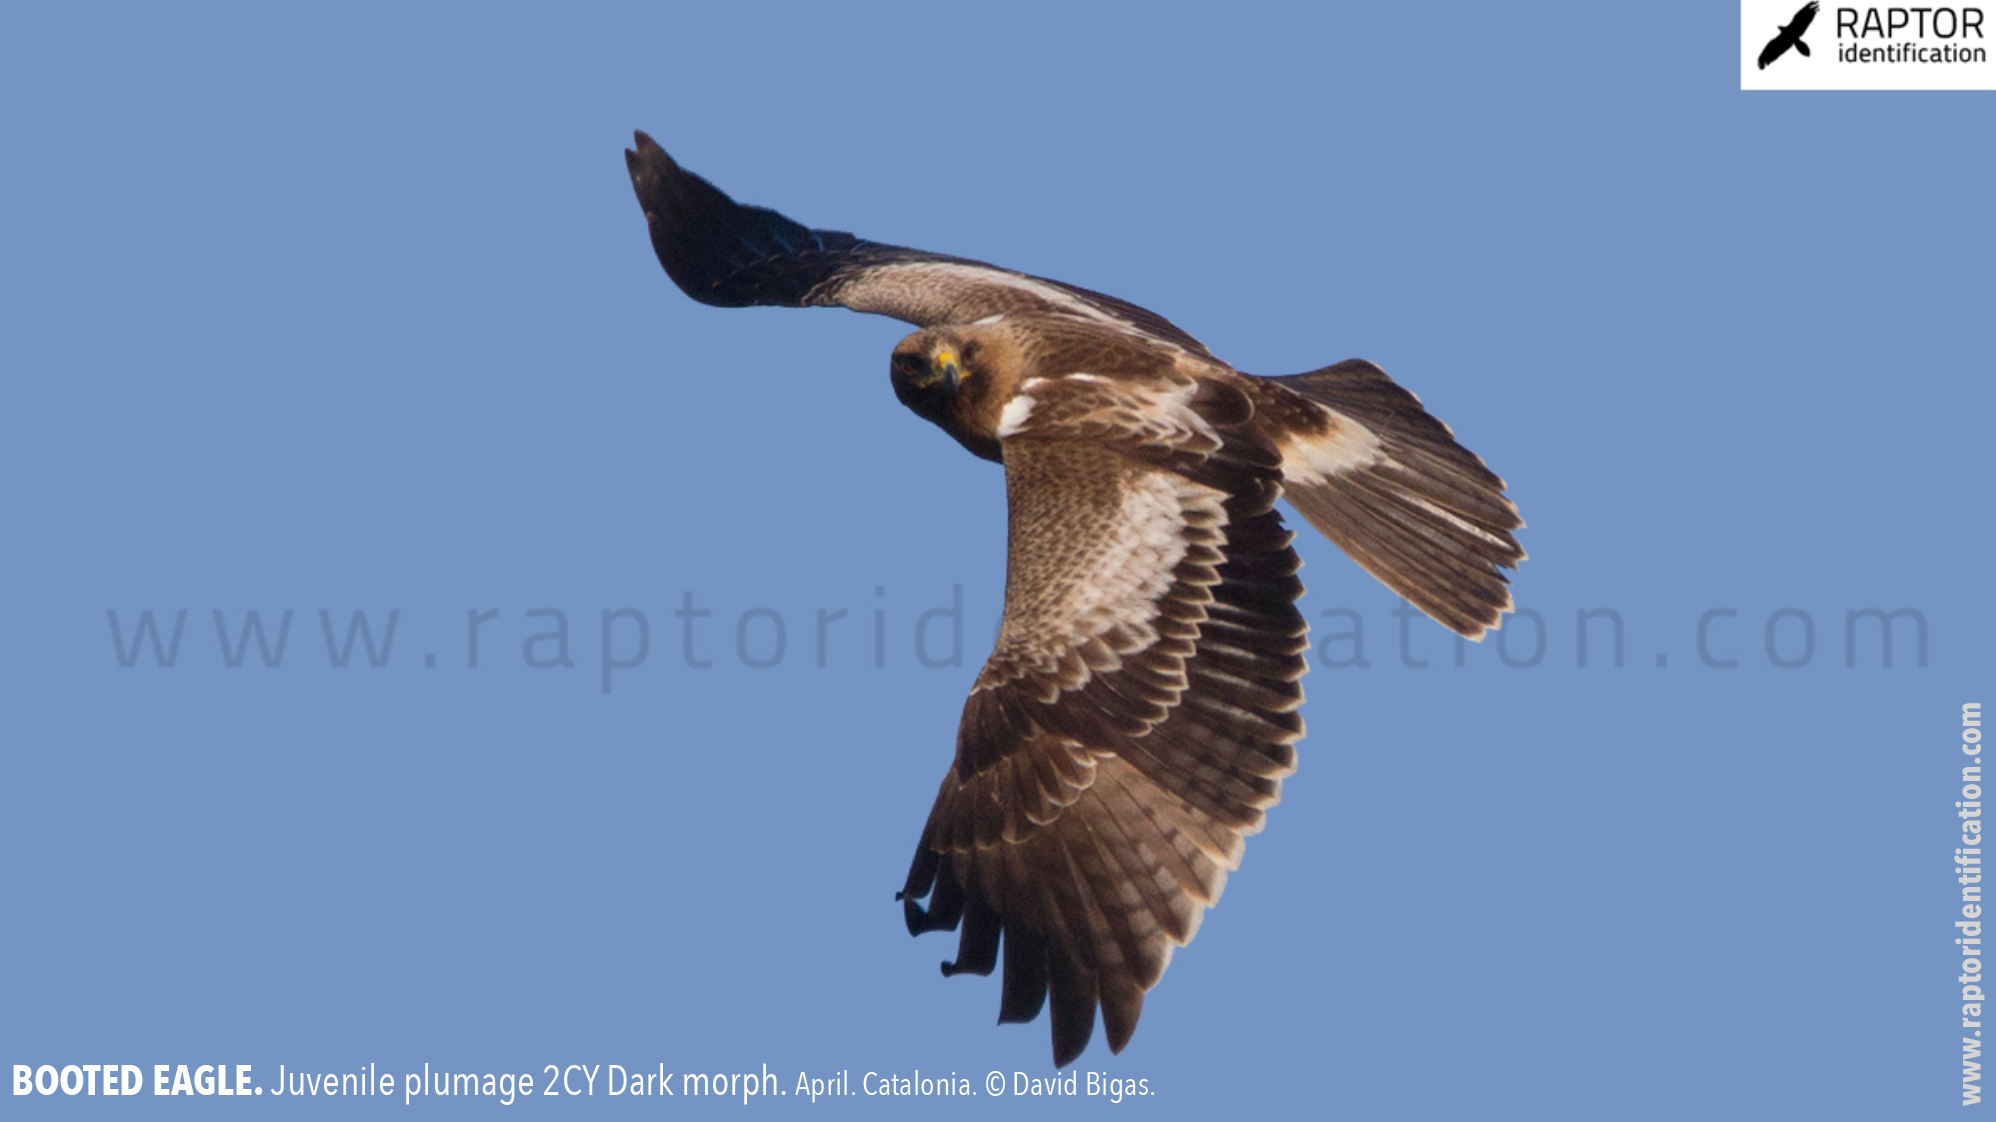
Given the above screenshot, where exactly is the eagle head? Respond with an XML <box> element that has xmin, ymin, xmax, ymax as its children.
<box><xmin>890</xmin><ymin>327</ymin><xmax>1016</xmax><ymax>463</ymax></box>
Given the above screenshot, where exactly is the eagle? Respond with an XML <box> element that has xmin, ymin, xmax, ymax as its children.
<box><xmin>1758</xmin><ymin>1</ymin><xmax>1819</xmax><ymax>69</ymax></box>
<box><xmin>624</xmin><ymin>132</ymin><xmax>1525</xmax><ymax>1066</ymax></box>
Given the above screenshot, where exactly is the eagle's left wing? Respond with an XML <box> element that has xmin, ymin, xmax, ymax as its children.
<box><xmin>898</xmin><ymin>370</ymin><xmax>1306</xmax><ymax>1065</ymax></box>
<box><xmin>624</xmin><ymin>132</ymin><xmax>1216</xmax><ymax>359</ymax></box>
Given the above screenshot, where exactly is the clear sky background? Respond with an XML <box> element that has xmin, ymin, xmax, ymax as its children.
<box><xmin>3</xmin><ymin>3</ymin><xmax>1990</xmax><ymax>1119</ymax></box>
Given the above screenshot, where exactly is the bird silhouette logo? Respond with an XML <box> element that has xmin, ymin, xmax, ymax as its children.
<box><xmin>1758</xmin><ymin>1</ymin><xmax>1819</xmax><ymax>68</ymax></box>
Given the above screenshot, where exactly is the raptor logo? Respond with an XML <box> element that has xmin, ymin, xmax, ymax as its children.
<box><xmin>1759</xmin><ymin>1</ymin><xmax>1820</xmax><ymax>67</ymax></box>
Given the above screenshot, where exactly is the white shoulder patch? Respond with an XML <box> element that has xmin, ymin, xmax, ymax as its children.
<box><xmin>997</xmin><ymin>394</ymin><xmax>1037</xmax><ymax>439</ymax></box>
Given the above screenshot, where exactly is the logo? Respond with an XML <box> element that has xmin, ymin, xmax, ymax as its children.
<box><xmin>1741</xmin><ymin>1</ymin><xmax>1995</xmax><ymax>88</ymax></box>
<box><xmin>1758</xmin><ymin>1</ymin><xmax>1819</xmax><ymax>67</ymax></box>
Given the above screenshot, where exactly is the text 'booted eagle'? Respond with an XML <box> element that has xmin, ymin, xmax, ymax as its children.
<box><xmin>625</xmin><ymin>132</ymin><xmax>1526</xmax><ymax>1067</ymax></box>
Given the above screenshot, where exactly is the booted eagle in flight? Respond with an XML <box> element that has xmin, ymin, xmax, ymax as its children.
<box><xmin>625</xmin><ymin>132</ymin><xmax>1525</xmax><ymax>1066</ymax></box>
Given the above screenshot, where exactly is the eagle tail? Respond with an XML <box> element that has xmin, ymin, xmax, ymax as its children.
<box><xmin>1265</xmin><ymin>360</ymin><xmax>1525</xmax><ymax>640</ymax></box>
<box><xmin>1795</xmin><ymin>39</ymin><xmax>1811</xmax><ymax>56</ymax></box>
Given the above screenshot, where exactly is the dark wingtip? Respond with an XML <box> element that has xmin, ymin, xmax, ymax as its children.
<box><xmin>621</xmin><ymin>129</ymin><xmax>857</xmax><ymax>309</ymax></box>
<box><xmin>626</xmin><ymin>130</ymin><xmax>672</xmax><ymax>176</ymax></box>
<box><xmin>623</xmin><ymin>130</ymin><xmax>679</xmax><ymax>204</ymax></box>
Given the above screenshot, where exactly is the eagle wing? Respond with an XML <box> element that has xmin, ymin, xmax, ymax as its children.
<box><xmin>898</xmin><ymin>370</ymin><xmax>1307</xmax><ymax>1065</ymax></box>
<box><xmin>624</xmin><ymin>132</ymin><xmax>1216</xmax><ymax>359</ymax></box>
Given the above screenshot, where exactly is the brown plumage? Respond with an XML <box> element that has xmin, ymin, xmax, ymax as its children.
<box><xmin>625</xmin><ymin>133</ymin><xmax>1526</xmax><ymax>1066</ymax></box>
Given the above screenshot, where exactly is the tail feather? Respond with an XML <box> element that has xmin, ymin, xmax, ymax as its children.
<box><xmin>1262</xmin><ymin>359</ymin><xmax>1525</xmax><ymax>639</ymax></box>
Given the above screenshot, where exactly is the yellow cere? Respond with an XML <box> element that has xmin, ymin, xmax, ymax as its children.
<box><xmin>934</xmin><ymin>348</ymin><xmax>959</xmax><ymax>373</ymax></box>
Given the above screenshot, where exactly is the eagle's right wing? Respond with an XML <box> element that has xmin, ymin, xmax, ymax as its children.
<box><xmin>624</xmin><ymin>132</ymin><xmax>1216</xmax><ymax>359</ymax></box>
